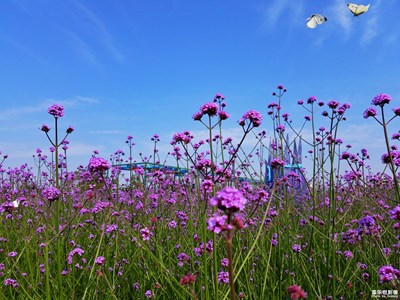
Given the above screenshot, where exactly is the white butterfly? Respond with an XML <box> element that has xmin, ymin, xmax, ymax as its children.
<box><xmin>347</xmin><ymin>3</ymin><xmax>370</xmax><ymax>16</ymax></box>
<box><xmin>12</xmin><ymin>200</ymin><xmax>20</xmax><ymax>208</ymax></box>
<box><xmin>306</xmin><ymin>14</ymin><xmax>328</xmax><ymax>29</ymax></box>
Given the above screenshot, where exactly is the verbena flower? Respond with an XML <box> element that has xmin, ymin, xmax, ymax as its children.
<box><xmin>200</xmin><ymin>102</ymin><xmax>218</xmax><ymax>116</ymax></box>
<box><xmin>42</xmin><ymin>186</ymin><xmax>61</xmax><ymax>202</ymax></box>
<box><xmin>363</xmin><ymin>107</ymin><xmax>378</xmax><ymax>119</ymax></box>
<box><xmin>239</xmin><ymin>110</ymin><xmax>262</xmax><ymax>127</ymax></box>
<box><xmin>378</xmin><ymin>265</ymin><xmax>400</xmax><ymax>283</ymax></box>
<box><xmin>372</xmin><ymin>93</ymin><xmax>391</xmax><ymax>107</ymax></box>
<box><xmin>48</xmin><ymin>104</ymin><xmax>64</xmax><ymax>118</ymax></box>
<box><xmin>207</xmin><ymin>214</ymin><xmax>232</xmax><ymax>234</ymax></box>
<box><xmin>88</xmin><ymin>157</ymin><xmax>111</xmax><ymax>172</ymax></box>
<box><xmin>217</xmin><ymin>271</ymin><xmax>229</xmax><ymax>284</ymax></box>
<box><xmin>41</xmin><ymin>124</ymin><xmax>51</xmax><ymax>132</ymax></box>
<box><xmin>179</xmin><ymin>272</ymin><xmax>196</xmax><ymax>285</ymax></box>
<box><xmin>95</xmin><ymin>256</ymin><xmax>106</xmax><ymax>265</ymax></box>
<box><xmin>287</xmin><ymin>285</ymin><xmax>307</xmax><ymax>299</ymax></box>
<box><xmin>209</xmin><ymin>187</ymin><xmax>247</xmax><ymax>212</ymax></box>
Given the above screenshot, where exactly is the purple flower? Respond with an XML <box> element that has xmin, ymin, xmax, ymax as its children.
<box><xmin>95</xmin><ymin>256</ymin><xmax>106</xmax><ymax>265</ymax></box>
<box><xmin>218</xmin><ymin>110</ymin><xmax>230</xmax><ymax>120</ymax></box>
<box><xmin>240</xmin><ymin>110</ymin><xmax>262</xmax><ymax>127</ymax></box>
<box><xmin>378</xmin><ymin>265</ymin><xmax>400</xmax><ymax>283</ymax></box>
<box><xmin>42</xmin><ymin>186</ymin><xmax>61</xmax><ymax>202</ymax></box>
<box><xmin>382</xmin><ymin>247</ymin><xmax>391</xmax><ymax>257</ymax></box>
<box><xmin>389</xmin><ymin>205</ymin><xmax>400</xmax><ymax>220</ymax></box>
<box><xmin>275</xmin><ymin>125</ymin><xmax>285</xmax><ymax>133</ymax></box>
<box><xmin>343</xmin><ymin>251</ymin><xmax>354</xmax><ymax>260</ymax></box>
<box><xmin>287</xmin><ymin>285</ymin><xmax>307</xmax><ymax>299</ymax></box>
<box><xmin>144</xmin><ymin>290</ymin><xmax>153</xmax><ymax>298</ymax></box>
<box><xmin>140</xmin><ymin>227</ymin><xmax>152</xmax><ymax>241</ymax></box>
<box><xmin>221</xmin><ymin>258</ymin><xmax>229</xmax><ymax>267</ymax></box>
<box><xmin>209</xmin><ymin>187</ymin><xmax>247</xmax><ymax>212</ymax></box>
<box><xmin>217</xmin><ymin>271</ymin><xmax>229</xmax><ymax>284</ymax></box>
<box><xmin>200</xmin><ymin>102</ymin><xmax>218</xmax><ymax>116</ymax></box>
<box><xmin>292</xmin><ymin>244</ymin><xmax>301</xmax><ymax>253</ymax></box>
<box><xmin>363</xmin><ymin>107</ymin><xmax>378</xmax><ymax>119</ymax></box>
<box><xmin>67</xmin><ymin>247</ymin><xmax>85</xmax><ymax>265</ymax></box>
<box><xmin>48</xmin><ymin>104</ymin><xmax>64</xmax><ymax>118</ymax></box>
<box><xmin>271</xmin><ymin>158</ymin><xmax>285</xmax><ymax>169</ymax></box>
<box><xmin>66</xmin><ymin>126</ymin><xmax>74</xmax><ymax>134</ymax></box>
<box><xmin>4</xmin><ymin>278</ymin><xmax>19</xmax><ymax>288</ymax></box>
<box><xmin>207</xmin><ymin>214</ymin><xmax>232</xmax><ymax>234</ymax></box>
<box><xmin>393</xmin><ymin>107</ymin><xmax>400</xmax><ymax>116</ymax></box>
<box><xmin>41</xmin><ymin>124</ymin><xmax>51</xmax><ymax>132</ymax></box>
<box><xmin>327</xmin><ymin>100</ymin><xmax>340</xmax><ymax>109</ymax></box>
<box><xmin>307</xmin><ymin>96</ymin><xmax>317</xmax><ymax>104</ymax></box>
<box><xmin>88</xmin><ymin>157</ymin><xmax>111</xmax><ymax>172</ymax></box>
<box><xmin>372</xmin><ymin>93</ymin><xmax>391</xmax><ymax>107</ymax></box>
<box><xmin>8</xmin><ymin>251</ymin><xmax>17</xmax><ymax>257</ymax></box>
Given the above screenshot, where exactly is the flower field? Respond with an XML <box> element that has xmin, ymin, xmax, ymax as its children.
<box><xmin>1</xmin><ymin>87</ymin><xmax>400</xmax><ymax>299</ymax></box>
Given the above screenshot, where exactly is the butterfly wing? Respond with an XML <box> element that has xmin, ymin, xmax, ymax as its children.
<box><xmin>306</xmin><ymin>14</ymin><xmax>327</xmax><ymax>28</ymax></box>
<box><xmin>347</xmin><ymin>3</ymin><xmax>370</xmax><ymax>16</ymax></box>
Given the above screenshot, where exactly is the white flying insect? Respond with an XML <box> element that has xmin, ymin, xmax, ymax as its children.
<box><xmin>347</xmin><ymin>3</ymin><xmax>370</xmax><ymax>16</ymax></box>
<box><xmin>306</xmin><ymin>14</ymin><xmax>328</xmax><ymax>29</ymax></box>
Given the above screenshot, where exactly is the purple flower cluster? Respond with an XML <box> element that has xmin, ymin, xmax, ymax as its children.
<box><xmin>207</xmin><ymin>214</ymin><xmax>232</xmax><ymax>234</ymax></box>
<box><xmin>42</xmin><ymin>186</ymin><xmax>61</xmax><ymax>202</ymax></box>
<box><xmin>95</xmin><ymin>256</ymin><xmax>106</xmax><ymax>265</ymax></box>
<box><xmin>378</xmin><ymin>265</ymin><xmax>400</xmax><ymax>283</ymax></box>
<box><xmin>88</xmin><ymin>157</ymin><xmax>111</xmax><ymax>172</ymax></box>
<box><xmin>197</xmin><ymin>102</ymin><xmax>219</xmax><ymax>117</ymax></box>
<box><xmin>48</xmin><ymin>104</ymin><xmax>65</xmax><ymax>118</ymax></box>
<box><xmin>239</xmin><ymin>110</ymin><xmax>262</xmax><ymax>128</ymax></box>
<box><xmin>372</xmin><ymin>93</ymin><xmax>391</xmax><ymax>107</ymax></box>
<box><xmin>209</xmin><ymin>187</ymin><xmax>247</xmax><ymax>213</ymax></box>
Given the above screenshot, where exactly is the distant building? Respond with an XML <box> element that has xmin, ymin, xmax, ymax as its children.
<box><xmin>265</xmin><ymin>135</ymin><xmax>305</xmax><ymax>189</ymax></box>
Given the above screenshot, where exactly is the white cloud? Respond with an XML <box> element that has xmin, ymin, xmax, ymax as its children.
<box><xmin>361</xmin><ymin>15</ymin><xmax>378</xmax><ymax>45</ymax></box>
<box><xmin>327</xmin><ymin>0</ymin><xmax>352</xmax><ymax>37</ymax></box>
<box><xmin>72</xmin><ymin>0</ymin><xmax>125</xmax><ymax>62</ymax></box>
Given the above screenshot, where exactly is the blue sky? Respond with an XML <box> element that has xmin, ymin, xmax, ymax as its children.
<box><xmin>1</xmin><ymin>0</ymin><xmax>399</xmax><ymax>174</ymax></box>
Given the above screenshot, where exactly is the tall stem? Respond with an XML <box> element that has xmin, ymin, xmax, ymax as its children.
<box><xmin>381</xmin><ymin>107</ymin><xmax>400</xmax><ymax>203</ymax></box>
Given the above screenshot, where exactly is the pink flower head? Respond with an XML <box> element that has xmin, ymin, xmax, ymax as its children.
<box><xmin>372</xmin><ymin>93</ymin><xmax>391</xmax><ymax>107</ymax></box>
<box><xmin>210</xmin><ymin>186</ymin><xmax>247</xmax><ymax>212</ymax></box>
<box><xmin>240</xmin><ymin>110</ymin><xmax>262</xmax><ymax>127</ymax></box>
<box><xmin>207</xmin><ymin>213</ymin><xmax>232</xmax><ymax>234</ymax></box>
<box><xmin>287</xmin><ymin>285</ymin><xmax>307</xmax><ymax>299</ymax></box>
<box><xmin>95</xmin><ymin>256</ymin><xmax>106</xmax><ymax>265</ymax></box>
<box><xmin>41</xmin><ymin>124</ymin><xmax>51</xmax><ymax>133</ymax></box>
<box><xmin>363</xmin><ymin>107</ymin><xmax>378</xmax><ymax>119</ymax></box>
<box><xmin>200</xmin><ymin>102</ymin><xmax>218</xmax><ymax>116</ymax></box>
<box><xmin>48</xmin><ymin>104</ymin><xmax>64</xmax><ymax>118</ymax></box>
<box><xmin>88</xmin><ymin>157</ymin><xmax>111</xmax><ymax>172</ymax></box>
<box><xmin>179</xmin><ymin>272</ymin><xmax>196</xmax><ymax>285</ymax></box>
<box><xmin>42</xmin><ymin>186</ymin><xmax>61</xmax><ymax>202</ymax></box>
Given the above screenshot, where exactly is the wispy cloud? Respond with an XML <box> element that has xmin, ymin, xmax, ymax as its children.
<box><xmin>0</xmin><ymin>34</ymin><xmax>46</xmax><ymax>64</ymax></box>
<box><xmin>0</xmin><ymin>96</ymin><xmax>99</xmax><ymax>121</ymax></box>
<box><xmin>328</xmin><ymin>0</ymin><xmax>352</xmax><ymax>38</ymax></box>
<box><xmin>87</xmin><ymin>130</ymin><xmax>126</xmax><ymax>135</ymax></box>
<box><xmin>61</xmin><ymin>28</ymin><xmax>102</xmax><ymax>68</ymax></box>
<box><xmin>361</xmin><ymin>15</ymin><xmax>378</xmax><ymax>45</ymax></box>
<box><xmin>0</xmin><ymin>103</ymin><xmax>48</xmax><ymax>121</ymax></box>
<box><xmin>260</xmin><ymin>0</ymin><xmax>290</xmax><ymax>29</ymax></box>
<box><xmin>72</xmin><ymin>0</ymin><xmax>125</xmax><ymax>62</ymax></box>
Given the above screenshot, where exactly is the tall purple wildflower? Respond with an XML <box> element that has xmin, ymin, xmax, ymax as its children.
<box><xmin>372</xmin><ymin>93</ymin><xmax>392</xmax><ymax>107</ymax></box>
<box><xmin>48</xmin><ymin>104</ymin><xmax>64</xmax><ymax>118</ymax></box>
<box><xmin>88</xmin><ymin>157</ymin><xmax>111</xmax><ymax>172</ymax></box>
<box><xmin>209</xmin><ymin>186</ymin><xmax>247</xmax><ymax>213</ymax></box>
<box><xmin>42</xmin><ymin>186</ymin><xmax>61</xmax><ymax>202</ymax></box>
